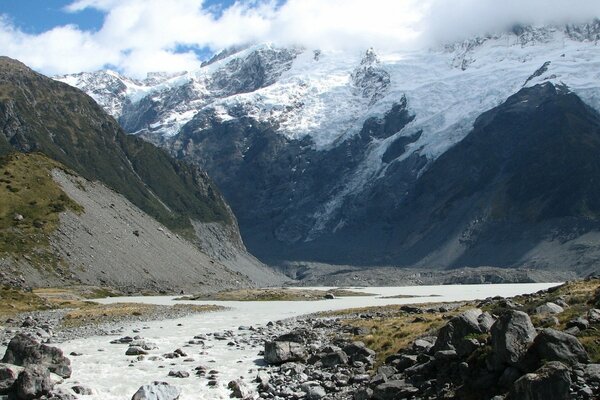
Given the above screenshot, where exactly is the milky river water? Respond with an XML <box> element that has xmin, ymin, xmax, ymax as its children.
<box><xmin>26</xmin><ymin>284</ymin><xmax>561</xmax><ymax>399</ymax></box>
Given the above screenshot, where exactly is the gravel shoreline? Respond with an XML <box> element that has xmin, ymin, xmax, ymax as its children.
<box><xmin>0</xmin><ymin>303</ymin><xmax>227</xmax><ymax>346</ymax></box>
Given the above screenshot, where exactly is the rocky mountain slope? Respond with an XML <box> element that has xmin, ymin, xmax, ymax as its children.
<box><xmin>57</xmin><ymin>21</ymin><xmax>600</xmax><ymax>273</ymax></box>
<box><xmin>0</xmin><ymin>57</ymin><xmax>282</xmax><ymax>289</ymax></box>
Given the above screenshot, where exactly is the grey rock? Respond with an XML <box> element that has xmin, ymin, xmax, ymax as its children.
<box><xmin>16</xmin><ymin>366</ymin><xmax>53</xmax><ymax>400</ymax></box>
<box><xmin>321</xmin><ymin>350</ymin><xmax>348</xmax><ymax>368</ymax></box>
<box><xmin>2</xmin><ymin>334</ymin><xmax>72</xmax><ymax>378</ymax></box>
<box><xmin>490</xmin><ymin>311</ymin><xmax>536</xmax><ymax>369</ymax></box>
<box><xmin>582</xmin><ymin>363</ymin><xmax>600</xmax><ymax>383</ymax></box>
<box><xmin>389</xmin><ymin>354</ymin><xmax>417</xmax><ymax>372</ymax></box>
<box><xmin>377</xmin><ymin>366</ymin><xmax>396</xmax><ymax>379</ymax></box>
<box><xmin>434</xmin><ymin>309</ymin><xmax>483</xmax><ymax>351</ymax></box>
<box><xmin>539</xmin><ymin>316</ymin><xmax>560</xmax><ymax>327</ymax></box>
<box><xmin>354</xmin><ymin>387</ymin><xmax>373</xmax><ymax>400</ymax></box>
<box><xmin>566</xmin><ymin>317</ymin><xmax>589</xmax><ymax>331</ymax></box>
<box><xmin>167</xmin><ymin>371</ymin><xmax>189</xmax><ymax>378</ymax></box>
<box><xmin>373</xmin><ymin>380</ymin><xmax>419</xmax><ymax>400</ymax></box>
<box><xmin>342</xmin><ymin>341</ymin><xmax>375</xmax><ymax>363</ymax></box>
<box><xmin>228</xmin><ymin>379</ymin><xmax>251</xmax><ymax>399</ymax></box>
<box><xmin>129</xmin><ymin>340</ymin><xmax>158</xmax><ymax>351</ymax></box>
<box><xmin>412</xmin><ymin>339</ymin><xmax>434</xmax><ymax>353</ymax></box>
<box><xmin>527</xmin><ymin>328</ymin><xmax>588</xmax><ymax>366</ymax></box>
<box><xmin>509</xmin><ymin>361</ymin><xmax>571</xmax><ymax>400</ymax></box>
<box><xmin>478</xmin><ymin>312</ymin><xmax>496</xmax><ymax>332</ymax></box>
<box><xmin>264</xmin><ymin>341</ymin><xmax>306</xmax><ymax>365</ymax></box>
<box><xmin>71</xmin><ymin>385</ymin><xmax>93</xmax><ymax>395</ymax></box>
<box><xmin>300</xmin><ymin>382</ymin><xmax>326</xmax><ymax>400</ymax></box>
<box><xmin>0</xmin><ymin>363</ymin><xmax>20</xmax><ymax>394</ymax></box>
<box><xmin>535</xmin><ymin>302</ymin><xmax>564</xmax><ymax>315</ymax></box>
<box><xmin>131</xmin><ymin>382</ymin><xmax>180</xmax><ymax>400</ymax></box>
<box><xmin>587</xmin><ymin>308</ymin><xmax>600</xmax><ymax>323</ymax></box>
<box><xmin>126</xmin><ymin>346</ymin><xmax>148</xmax><ymax>356</ymax></box>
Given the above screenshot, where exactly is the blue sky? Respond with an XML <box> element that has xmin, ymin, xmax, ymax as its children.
<box><xmin>0</xmin><ymin>0</ymin><xmax>598</xmax><ymax>77</ymax></box>
<box><xmin>1</xmin><ymin>0</ymin><xmax>238</xmax><ymax>33</ymax></box>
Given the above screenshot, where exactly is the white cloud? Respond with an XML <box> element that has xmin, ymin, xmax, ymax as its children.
<box><xmin>0</xmin><ymin>0</ymin><xmax>599</xmax><ymax>77</ymax></box>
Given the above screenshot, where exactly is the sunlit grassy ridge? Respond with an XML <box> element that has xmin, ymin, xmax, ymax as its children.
<box><xmin>0</xmin><ymin>152</ymin><xmax>83</xmax><ymax>266</ymax></box>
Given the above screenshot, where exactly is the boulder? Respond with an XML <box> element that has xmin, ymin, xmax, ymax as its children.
<box><xmin>276</xmin><ymin>330</ymin><xmax>308</xmax><ymax>343</ymax></box>
<box><xmin>490</xmin><ymin>311</ymin><xmax>536</xmax><ymax>369</ymax></box>
<box><xmin>131</xmin><ymin>382</ymin><xmax>180</xmax><ymax>400</ymax></box>
<box><xmin>16</xmin><ymin>366</ymin><xmax>53</xmax><ymax>400</ymax></box>
<box><xmin>478</xmin><ymin>312</ymin><xmax>496</xmax><ymax>332</ymax></box>
<box><xmin>2</xmin><ymin>334</ymin><xmax>72</xmax><ymax>378</ymax></box>
<box><xmin>434</xmin><ymin>309</ymin><xmax>484</xmax><ymax>351</ymax></box>
<box><xmin>583</xmin><ymin>364</ymin><xmax>600</xmax><ymax>383</ymax></box>
<box><xmin>71</xmin><ymin>385</ymin><xmax>93</xmax><ymax>395</ymax></box>
<box><xmin>412</xmin><ymin>339</ymin><xmax>434</xmax><ymax>353</ymax></box>
<box><xmin>167</xmin><ymin>371</ymin><xmax>189</xmax><ymax>378</ymax></box>
<box><xmin>587</xmin><ymin>308</ymin><xmax>600</xmax><ymax>323</ymax></box>
<box><xmin>126</xmin><ymin>347</ymin><xmax>148</xmax><ymax>356</ymax></box>
<box><xmin>535</xmin><ymin>303</ymin><xmax>564</xmax><ymax>315</ymax></box>
<box><xmin>0</xmin><ymin>363</ymin><xmax>21</xmax><ymax>394</ymax></box>
<box><xmin>342</xmin><ymin>342</ymin><xmax>376</xmax><ymax>363</ymax></box>
<box><xmin>354</xmin><ymin>387</ymin><xmax>373</xmax><ymax>400</ymax></box>
<box><xmin>526</xmin><ymin>328</ymin><xmax>588</xmax><ymax>367</ymax></box>
<box><xmin>566</xmin><ymin>317</ymin><xmax>589</xmax><ymax>331</ymax></box>
<box><xmin>300</xmin><ymin>382</ymin><xmax>326</xmax><ymax>400</ymax></box>
<box><xmin>228</xmin><ymin>379</ymin><xmax>251</xmax><ymax>399</ymax></box>
<box><xmin>509</xmin><ymin>361</ymin><xmax>571</xmax><ymax>400</ymax></box>
<box><xmin>264</xmin><ymin>341</ymin><xmax>306</xmax><ymax>365</ymax></box>
<box><xmin>321</xmin><ymin>350</ymin><xmax>348</xmax><ymax>368</ymax></box>
<box><xmin>373</xmin><ymin>380</ymin><xmax>419</xmax><ymax>400</ymax></box>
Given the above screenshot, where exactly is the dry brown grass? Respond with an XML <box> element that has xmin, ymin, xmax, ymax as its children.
<box><xmin>321</xmin><ymin>302</ymin><xmax>470</xmax><ymax>366</ymax></box>
<box><xmin>61</xmin><ymin>303</ymin><xmax>223</xmax><ymax>328</ymax></box>
<box><xmin>0</xmin><ymin>287</ymin><xmax>52</xmax><ymax>317</ymax></box>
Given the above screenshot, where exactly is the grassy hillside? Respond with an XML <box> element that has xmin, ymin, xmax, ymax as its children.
<box><xmin>0</xmin><ymin>152</ymin><xmax>82</xmax><ymax>266</ymax></box>
<box><xmin>0</xmin><ymin>57</ymin><xmax>230</xmax><ymax>237</ymax></box>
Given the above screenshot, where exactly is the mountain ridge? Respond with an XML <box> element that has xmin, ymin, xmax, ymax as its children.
<box><xmin>55</xmin><ymin>22</ymin><xmax>600</xmax><ymax>273</ymax></box>
<box><xmin>0</xmin><ymin>56</ymin><xmax>281</xmax><ymax>289</ymax></box>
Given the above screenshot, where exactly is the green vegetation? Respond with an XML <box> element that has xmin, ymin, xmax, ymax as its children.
<box><xmin>0</xmin><ymin>152</ymin><xmax>83</xmax><ymax>266</ymax></box>
<box><xmin>320</xmin><ymin>303</ymin><xmax>468</xmax><ymax>366</ymax></box>
<box><xmin>0</xmin><ymin>286</ymin><xmax>52</xmax><ymax>317</ymax></box>
<box><xmin>0</xmin><ymin>58</ymin><xmax>231</xmax><ymax>239</ymax></box>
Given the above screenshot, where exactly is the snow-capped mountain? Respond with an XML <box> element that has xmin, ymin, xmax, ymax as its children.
<box><xmin>57</xmin><ymin>21</ymin><xmax>600</xmax><ymax>272</ymax></box>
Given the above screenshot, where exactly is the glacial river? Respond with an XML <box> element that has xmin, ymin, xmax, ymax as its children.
<box><xmin>52</xmin><ymin>283</ymin><xmax>558</xmax><ymax>399</ymax></box>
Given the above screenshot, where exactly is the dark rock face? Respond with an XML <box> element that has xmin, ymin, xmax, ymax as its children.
<box><xmin>509</xmin><ymin>361</ymin><xmax>572</xmax><ymax>400</ymax></box>
<box><xmin>264</xmin><ymin>341</ymin><xmax>307</xmax><ymax>365</ymax></box>
<box><xmin>525</xmin><ymin>328</ymin><xmax>589</xmax><ymax>368</ymax></box>
<box><xmin>169</xmin><ymin>98</ymin><xmax>417</xmax><ymax>264</ymax></box>
<box><xmin>0</xmin><ymin>364</ymin><xmax>20</xmax><ymax>394</ymax></box>
<box><xmin>0</xmin><ymin>57</ymin><xmax>232</xmax><ymax>232</ymax></box>
<box><xmin>490</xmin><ymin>311</ymin><xmax>536</xmax><ymax>369</ymax></box>
<box><xmin>15</xmin><ymin>366</ymin><xmax>52</xmax><ymax>400</ymax></box>
<box><xmin>169</xmin><ymin>81</ymin><xmax>600</xmax><ymax>270</ymax></box>
<box><xmin>2</xmin><ymin>334</ymin><xmax>71</xmax><ymax>379</ymax></box>
<box><xmin>433</xmin><ymin>309</ymin><xmax>484</xmax><ymax>351</ymax></box>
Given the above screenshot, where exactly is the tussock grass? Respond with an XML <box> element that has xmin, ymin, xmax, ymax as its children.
<box><xmin>0</xmin><ymin>286</ymin><xmax>51</xmax><ymax>317</ymax></box>
<box><xmin>0</xmin><ymin>152</ymin><xmax>83</xmax><ymax>267</ymax></box>
<box><xmin>61</xmin><ymin>303</ymin><xmax>223</xmax><ymax>328</ymax></box>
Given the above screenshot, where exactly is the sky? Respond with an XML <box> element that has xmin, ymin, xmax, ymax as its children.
<box><xmin>0</xmin><ymin>0</ymin><xmax>599</xmax><ymax>77</ymax></box>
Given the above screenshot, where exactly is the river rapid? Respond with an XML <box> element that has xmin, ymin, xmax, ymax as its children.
<box><xmin>52</xmin><ymin>283</ymin><xmax>558</xmax><ymax>399</ymax></box>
